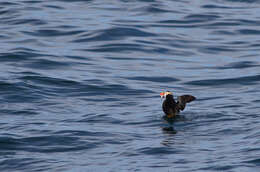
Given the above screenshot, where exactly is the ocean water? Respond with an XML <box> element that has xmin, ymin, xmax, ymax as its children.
<box><xmin>0</xmin><ymin>0</ymin><xmax>260</xmax><ymax>171</ymax></box>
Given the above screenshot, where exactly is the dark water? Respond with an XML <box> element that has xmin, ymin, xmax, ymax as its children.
<box><xmin>1</xmin><ymin>0</ymin><xmax>260</xmax><ymax>171</ymax></box>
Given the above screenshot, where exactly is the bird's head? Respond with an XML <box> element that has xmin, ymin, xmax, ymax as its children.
<box><xmin>160</xmin><ymin>91</ymin><xmax>173</xmax><ymax>99</ymax></box>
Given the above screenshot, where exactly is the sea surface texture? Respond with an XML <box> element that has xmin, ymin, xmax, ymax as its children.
<box><xmin>1</xmin><ymin>0</ymin><xmax>260</xmax><ymax>171</ymax></box>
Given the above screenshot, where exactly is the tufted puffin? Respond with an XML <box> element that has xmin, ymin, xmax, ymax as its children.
<box><xmin>160</xmin><ymin>91</ymin><xmax>196</xmax><ymax>118</ymax></box>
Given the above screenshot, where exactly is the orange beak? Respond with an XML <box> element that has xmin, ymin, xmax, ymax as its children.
<box><xmin>160</xmin><ymin>92</ymin><xmax>165</xmax><ymax>98</ymax></box>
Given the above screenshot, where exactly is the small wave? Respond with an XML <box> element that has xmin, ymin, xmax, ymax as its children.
<box><xmin>136</xmin><ymin>5</ymin><xmax>172</xmax><ymax>14</ymax></box>
<box><xmin>56</xmin><ymin>0</ymin><xmax>92</xmax><ymax>2</ymax></box>
<box><xmin>22</xmin><ymin>29</ymin><xmax>84</xmax><ymax>37</ymax></box>
<box><xmin>23</xmin><ymin>58</ymin><xmax>72</xmax><ymax>70</ymax></box>
<box><xmin>224</xmin><ymin>0</ymin><xmax>260</xmax><ymax>3</ymax></box>
<box><xmin>185</xmin><ymin>14</ymin><xmax>220</xmax><ymax>22</ymax></box>
<box><xmin>202</xmin><ymin>4</ymin><xmax>231</xmax><ymax>9</ymax></box>
<box><xmin>125</xmin><ymin>76</ymin><xmax>179</xmax><ymax>83</ymax></box>
<box><xmin>0</xmin><ymin>2</ymin><xmax>18</xmax><ymax>6</ymax></box>
<box><xmin>0</xmin><ymin>135</ymin><xmax>99</xmax><ymax>153</ymax></box>
<box><xmin>243</xmin><ymin>158</ymin><xmax>260</xmax><ymax>165</ymax></box>
<box><xmin>20</xmin><ymin>75</ymin><xmax>80</xmax><ymax>87</ymax></box>
<box><xmin>9</xmin><ymin>19</ymin><xmax>47</xmax><ymax>26</ymax></box>
<box><xmin>185</xmin><ymin>74</ymin><xmax>260</xmax><ymax>86</ymax></box>
<box><xmin>0</xmin><ymin>51</ymin><xmax>42</xmax><ymax>62</ymax></box>
<box><xmin>19</xmin><ymin>75</ymin><xmax>154</xmax><ymax>98</ymax></box>
<box><xmin>73</xmin><ymin>27</ymin><xmax>156</xmax><ymax>43</ymax></box>
<box><xmin>215</xmin><ymin>61</ymin><xmax>259</xmax><ymax>69</ymax></box>
<box><xmin>237</xmin><ymin>29</ymin><xmax>260</xmax><ymax>35</ymax></box>
<box><xmin>138</xmin><ymin>146</ymin><xmax>181</xmax><ymax>155</ymax></box>
<box><xmin>0</xmin><ymin>158</ymin><xmax>49</xmax><ymax>172</ymax></box>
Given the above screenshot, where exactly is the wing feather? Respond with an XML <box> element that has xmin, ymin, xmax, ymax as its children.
<box><xmin>177</xmin><ymin>95</ymin><xmax>196</xmax><ymax>111</ymax></box>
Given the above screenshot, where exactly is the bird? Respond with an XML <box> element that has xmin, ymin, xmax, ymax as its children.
<box><xmin>160</xmin><ymin>91</ymin><xmax>196</xmax><ymax>118</ymax></box>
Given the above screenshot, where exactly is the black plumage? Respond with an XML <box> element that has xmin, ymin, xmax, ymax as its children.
<box><xmin>161</xmin><ymin>92</ymin><xmax>196</xmax><ymax>118</ymax></box>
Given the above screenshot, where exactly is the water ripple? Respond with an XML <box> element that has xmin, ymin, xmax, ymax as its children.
<box><xmin>74</xmin><ymin>27</ymin><xmax>156</xmax><ymax>43</ymax></box>
<box><xmin>185</xmin><ymin>74</ymin><xmax>260</xmax><ymax>86</ymax></box>
<box><xmin>1</xmin><ymin>0</ymin><xmax>260</xmax><ymax>171</ymax></box>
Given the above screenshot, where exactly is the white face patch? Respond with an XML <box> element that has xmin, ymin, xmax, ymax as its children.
<box><xmin>160</xmin><ymin>91</ymin><xmax>173</xmax><ymax>98</ymax></box>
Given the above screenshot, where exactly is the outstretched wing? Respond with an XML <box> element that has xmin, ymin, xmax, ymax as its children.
<box><xmin>177</xmin><ymin>95</ymin><xmax>196</xmax><ymax>111</ymax></box>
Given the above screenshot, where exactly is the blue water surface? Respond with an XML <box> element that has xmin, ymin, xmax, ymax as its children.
<box><xmin>0</xmin><ymin>0</ymin><xmax>260</xmax><ymax>171</ymax></box>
